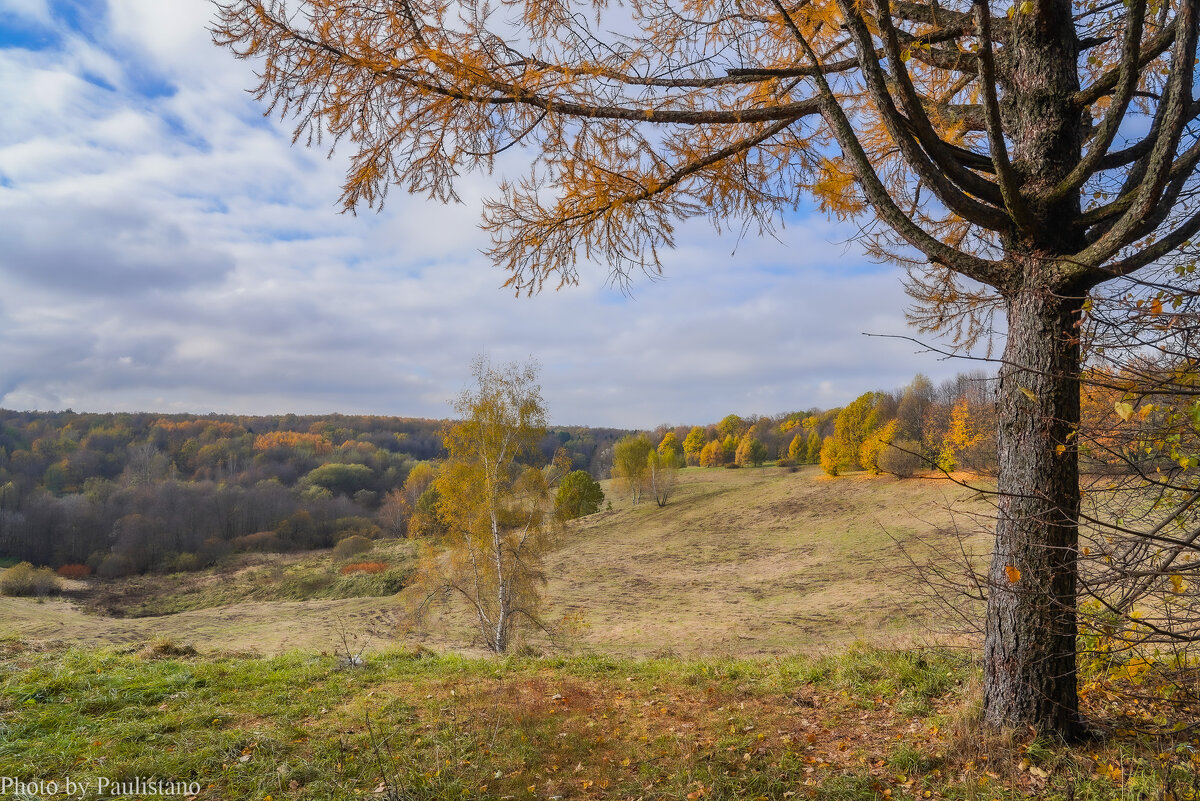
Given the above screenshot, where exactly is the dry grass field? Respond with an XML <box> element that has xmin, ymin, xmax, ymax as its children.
<box><xmin>1</xmin><ymin>466</ymin><xmax>992</xmax><ymax>657</ymax></box>
<box><xmin>538</xmin><ymin>466</ymin><xmax>991</xmax><ymax>657</ymax></box>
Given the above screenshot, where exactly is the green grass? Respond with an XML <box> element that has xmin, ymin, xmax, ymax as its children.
<box><xmin>1</xmin><ymin>641</ymin><xmax>1194</xmax><ymax>801</ymax></box>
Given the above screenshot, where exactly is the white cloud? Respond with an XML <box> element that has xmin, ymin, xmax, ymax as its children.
<box><xmin>0</xmin><ymin>0</ymin><xmax>976</xmax><ymax>428</ymax></box>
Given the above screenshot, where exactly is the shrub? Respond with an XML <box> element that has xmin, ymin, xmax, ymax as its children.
<box><xmin>96</xmin><ymin>553</ymin><xmax>135</xmax><ymax>579</ymax></box>
<box><xmin>231</xmin><ymin>531</ymin><xmax>288</xmax><ymax>553</ymax></box>
<box><xmin>819</xmin><ymin>436</ymin><xmax>843</xmax><ymax>476</ymax></box>
<box><xmin>333</xmin><ymin>535</ymin><xmax>374</xmax><ymax>560</ymax></box>
<box><xmin>333</xmin><ymin>516</ymin><xmax>381</xmax><ymax>539</ymax></box>
<box><xmin>554</xmin><ymin>470</ymin><xmax>604</xmax><ymax>521</ymax></box>
<box><xmin>336</xmin><ymin>564</ymin><xmax>412</xmax><ymax>594</ymax></box>
<box><xmin>166</xmin><ymin>552</ymin><xmax>202</xmax><ymax>573</ymax></box>
<box><xmin>340</xmin><ymin>561</ymin><xmax>389</xmax><ymax>575</ymax></box>
<box><xmin>274</xmin><ymin>511</ymin><xmax>323</xmax><ymax>549</ymax></box>
<box><xmin>137</xmin><ymin>637</ymin><xmax>198</xmax><ymax>659</ymax></box>
<box><xmin>878</xmin><ymin>438</ymin><xmax>925</xmax><ymax>478</ymax></box>
<box><xmin>276</xmin><ymin>571</ymin><xmax>335</xmax><ymax>598</ymax></box>
<box><xmin>33</xmin><ymin>567</ymin><xmax>62</xmax><ymax>596</ymax></box>
<box><xmin>1</xmin><ymin>562</ymin><xmax>61</xmax><ymax>597</ymax></box>
<box><xmin>56</xmin><ymin>564</ymin><xmax>92</xmax><ymax>579</ymax></box>
<box><xmin>197</xmin><ymin>537</ymin><xmax>231</xmax><ymax>565</ymax></box>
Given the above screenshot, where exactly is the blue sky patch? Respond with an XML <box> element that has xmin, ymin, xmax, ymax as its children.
<box><xmin>0</xmin><ymin>11</ymin><xmax>60</xmax><ymax>50</ymax></box>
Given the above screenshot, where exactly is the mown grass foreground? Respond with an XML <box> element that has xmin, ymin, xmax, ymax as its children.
<box><xmin>2</xmin><ymin>640</ymin><xmax>1197</xmax><ymax>801</ymax></box>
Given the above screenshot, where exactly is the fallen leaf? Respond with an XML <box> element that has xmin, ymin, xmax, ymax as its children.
<box><xmin>1005</xmin><ymin>564</ymin><xmax>1022</xmax><ymax>584</ymax></box>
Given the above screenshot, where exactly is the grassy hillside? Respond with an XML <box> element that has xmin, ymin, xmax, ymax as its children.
<box><xmin>2</xmin><ymin>466</ymin><xmax>991</xmax><ymax>657</ymax></box>
<box><xmin>539</xmin><ymin>466</ymin><xmax>990</xmax><ymax>657</ymax></box>
<box><xmin>2</xmin><ymin>466</ymin><xmax>990</xmax><ymax>657</ymax></box>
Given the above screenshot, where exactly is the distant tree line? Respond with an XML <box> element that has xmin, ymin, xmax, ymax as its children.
<box><xmin>0</xmin><ymin>409</ymin><xmax>629</xmax><ymax>575</ymax></box>
<box><xmin>0</xmin><ymin>372</ymin><xmax>1059</xmax><ymax>576</ymax></box>
<box><xmin>598</xmin><ymin>370</ymin><xmax>999</xmax><ymax>484</ymax></box>
<box><xmin>812</xmin><ymin>372</ymin><xmax>998</xmax><ymax>478</ymax></box>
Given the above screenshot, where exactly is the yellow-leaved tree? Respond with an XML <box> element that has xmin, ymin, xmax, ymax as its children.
<box><xmin>682</xmin><ymin>426</ymin><xmax>707</xmax><ymax>466</ymax></box>
<box><xmin>411</xmin><ymin>357</ymin><xmax>550</xmax><ymax>653</ymax></box>
<box><xmin>938</xmin><ymin>397</ymin><xmax>986</xmax><ymax>472</ymax></box>
<box><xmin>611</xmin><ymin>434</ymin><xmax>654</xmax><ymax>504</ymax></box>
<box><xmin>647</xmin><ymin>449</ymin><xmax>681</xmax><ymax>506</ymax></box>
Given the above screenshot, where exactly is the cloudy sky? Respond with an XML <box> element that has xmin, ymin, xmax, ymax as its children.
<box><xmin>0</xmin><ymin>0</ymin><xmax>976</xmax><ymax>428</ymax></box>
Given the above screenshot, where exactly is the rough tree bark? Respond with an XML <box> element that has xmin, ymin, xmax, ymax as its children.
<box><xmin>987</xmin><ymin>284</ymin><xmax>1086</xmax><ymax>735</ymax></box>
<box><xmin>983</xmin><ymin>0</ymin><xmax>1090</xmax><ymax>735</ymax></box>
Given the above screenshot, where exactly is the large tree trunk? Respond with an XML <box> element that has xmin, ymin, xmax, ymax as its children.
<box><xmin>980</xmin><ymin>0</ymin><xmax>1089</xmax><ymax>737</ymax></box>
<box><xmin>984</xmin><ymin>281</ymin><xmax>1084</xmax><ymax>737</ymax></box>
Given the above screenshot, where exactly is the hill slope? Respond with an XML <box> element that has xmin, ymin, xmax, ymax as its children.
<box><xmin>540</xmin><ymin>466</ymin><xmax>989</xmax><ymax>656</ymax></box>
<box><xmin>4</xmin><ymin>466</ymin><xmax>990</xmax><ymax>656</ymax></box>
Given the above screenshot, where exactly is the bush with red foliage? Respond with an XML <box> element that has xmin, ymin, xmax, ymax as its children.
<box><xmin>339</xmin><ymin>562</ymin><xmax>388</xmax><ymax>575</ymax></box>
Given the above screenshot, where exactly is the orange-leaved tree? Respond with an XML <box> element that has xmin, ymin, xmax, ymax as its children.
<box><xmin>214</xmin><ymin>0</ymin><xmax>1200</xmax><ymax>737</ymax></box>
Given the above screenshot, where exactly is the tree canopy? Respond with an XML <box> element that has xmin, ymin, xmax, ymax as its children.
<box><xmin>214</xmin><ymin>0</ymin><xmax>1200</xmax><ymax>738</ymax></box>
<box><xmin>554</xmin><ymin>469</ymin><xmax>605</xmax><ymax>520</ymax></box>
